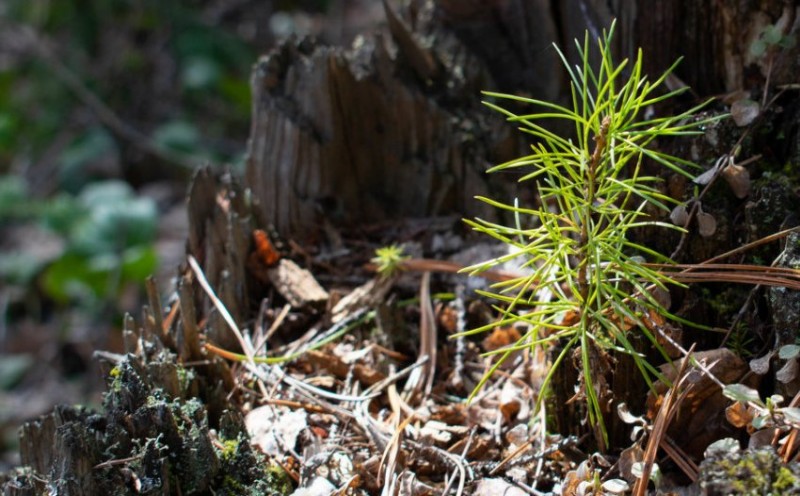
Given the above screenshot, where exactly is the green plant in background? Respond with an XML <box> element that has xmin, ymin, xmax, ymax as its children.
<box><xmin>0</xmin><ymin>177</ymin><xmax>158</xmax><ymax>311</ymax></box>
<box><xmin>727</xmin><ymin>322</ymin><xmax>756</xmax><ymax>359</ymax></box>
<box><xmin>0</xmin><ymin>0</ymin><xmax>257</xmax><ymax>320</ymax></box>
<box><xmin>0</xmin><ymin>0</ymin><xmax>254</xmax><ymax>182</ymax></box>
<box><xmin>461</xmin><ymin>22</ymin><xmax>722</xmax><ymax>445</ymax></box>
<box><xmin>750</xmin><ymin>22</ymin><xmax>797</xmax><ymax>59</ymax></box>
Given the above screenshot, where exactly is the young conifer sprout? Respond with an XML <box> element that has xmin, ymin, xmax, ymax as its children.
<box><xmin>461</xmin><ymin>21</ymin><xmax>723</xmax><ymax>445</ymax></box>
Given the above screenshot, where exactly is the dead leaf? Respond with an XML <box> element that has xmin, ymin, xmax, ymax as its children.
<box><xmin>430</xmin><ymin>403</ymin><xmax>467</xmax><ymax>425</ymax></box>
<box><xmin>561</xmin><ymin>460</ymin><xmax>593</xmax><ymax>496</ymax></box>
<box><xmin>749</xmin><ymin>427</ymin><xmax>779</xmax><ymax>449</ymax></box>
<box><xmin>559</xmin><ymin>309</ymin><xmax>581</xmax><ymax>327</ymax></box>
<box><xmin>705</xmin><ymin>437</ymin><xmax>740</xmax><ymax>457</ymax></box>
<box><xmin>310</xmin><ymin>426</ymin><xmax>328</xmax><ymax>439</ymax></box>
<box><xmin>469</xmin><ymin>397</ymin><xmax>504</xmax><ymax>431</ymax></box>
<box><xmin>246</xmin><ymin>406</ymin><xmax>308</xmax><ymax>456</ymax></box>
<box><xmin>618</xmin><ymin>403</ymin><xmax>646</xmax><ymax>426</ymax></box>
<box><xmin>305</xmin><ymin>349</ymin><xmax>386</xmax><ymax>386</ymax></box>
<box><xmin>447</xmin><ymin>433</ymin><xmax>492</xmax><ymax>460</ymax></box>
<box><xmin>749</xmin><ymin>352</ymin><xmax>774</xmax><ymax>375</ymax></box>
<box><xmin>618</xmin><ymin>445</ymin><xmax>644</xmax><ymax>483</ymax></box>
<box><xmin>602</xmin><ymin>479</ymin><xmax>630</xmax><ymax>494</ymax></box>
<box><xmin>670</xmin><ymin>204</ymin><xmax>689</xmax><ymax>226</ymax></box>
<box><xmin>505</xmin><ymin>424</ymin><xmax>529</xmax><ymax>447</ymax></box>
<box><xmin>499</xmin><ymin>381</ymin><xmax>522</xmax><ymax>423</ymax></box>
<box><xmin>482</xmin><ymin>325</ymin><xmax>521</xmax><ymax>352</ymax></box>
<box><xmin>776</xmin><ymin>358</ymin><xmax>798</xmax><ymax>384</ymax></box>
<box><xmin>697</xmin><ymin>211</ymin><xmax>717</xmax><ymax>237</ymax></box>
<box><xmin>725</xmin><ymin>400</ymin><xmax>754</xmax><ymax>428</ymax></box>
<box><xmin>252</xmin><ymin>229</ymin><xmax>281</xmax><ymax>267</ymax></box>
<box><xmin>721</xmin><ymin>90</ymin><xmax>751</xmax><ymax>105</ymax></box>
<box><xmin>419</xmin><ymin>420</ymin><xmax>454</xmax><ymax>446</ymax></box>
<box><xmin>473</xmin><ymin>478</ymin><xmax>526</xmax><ymax>496</ymax></box>
<box><xmin>647</xmin><ymin>348</ymin><xmax>756</xmax><ymax>458</ymax></box>
<box><xmin>651</xmin><ymin>287</ymin><xmax>672</xmax><ymax>309</ymax></box>
<box><xmin>731</xmin><ymin>98</ymin><xmax>760</xmax><ymax>127</ymax></box>
<box><xmin>721</xmin><ymin>163</ymin><xmax>751</xmax><ymax>198</ymax></box>
<box><xmin>694</xmin><ymin>160</ymin><xmax>724</xmax><ymax>185</ymax></box>
<box><xmin>436</xmin><ymin>302</ymin><xmax>459</xmax><ymax>333</ymax></box>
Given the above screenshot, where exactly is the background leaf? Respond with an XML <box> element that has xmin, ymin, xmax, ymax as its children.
<box><xmin>722</xmin><ymin>384</ymin><xmax>762</xmax><ymax>405</ymax></box>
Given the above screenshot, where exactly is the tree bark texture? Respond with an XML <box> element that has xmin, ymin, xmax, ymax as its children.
<box><xmin>245</xmin><ymin>0</ymin><xmax>566</xmax><ymax>235</ymax></box>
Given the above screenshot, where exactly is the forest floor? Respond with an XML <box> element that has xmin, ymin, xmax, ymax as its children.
<box><xmin>7</xmin><ymin>193</ymin><xmax>800</xmax><ymax>495</ymax></box>
<box><xmin>2</xmin><ymin>3</ymin><xmax>800</xmax><ymax>496</ymax></box>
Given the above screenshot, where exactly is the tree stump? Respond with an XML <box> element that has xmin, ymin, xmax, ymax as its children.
<box><xmin>244</xmin><ymin>0</ymin><xmax>572</xmax><ymax>235</ymax></box>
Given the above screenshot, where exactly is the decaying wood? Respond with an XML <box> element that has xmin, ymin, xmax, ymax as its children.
<box><xmin>435</xmin><ymin>0</ymin><xmax>562</xmax><ymax>96</ymax></box>
<box><xmin>769</xmin><ymin>232</ymin><xmax>800</xmax><ymax>398</ymax></box>
<box><xmin>245</xmin><ymin>1</ymin><xmax>531</xmax><ymax>235</ymax></box>
<box><xmin>187</xmin><ymin>168</ymin><xmax>257</xmax><ymax>351</ymax></box>
<box><xmin>554</xmin><ymin>1</ymin><xmax>799</xmax><ymax>95</ymax></box>
<box><xmin>631</xmin><ymin>0</ymin><xmax>799</xmax><ymax>95</ymax></box>
<box><xmin>266</xmin><ymin>258</ymin><xmax>329</xmax><ymax>308</ymax></box>
<box><xmin>17</xmin><ymin>406</ymin><xmax>99</xmax><ymax>495</ymax></box>
<box><xmin>331</xmin><ymin>275</ymin><xmax>394</xmax><ymax>323</ymax></box>
<box><xmin>178</xmin><ymin>273</ymin><xmax>202</xmax><ymax>361</ymax></box>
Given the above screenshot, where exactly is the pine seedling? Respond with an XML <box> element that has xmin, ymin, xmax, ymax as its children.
<box><xmin>372</xmin><ymin>244</ymin><xmax>409</xmax><ymax>278</ymax></box>
<box><xmin>461</xmin><ymin>21</ymin><xmax>723</xmax><ymax>446</ymax></box>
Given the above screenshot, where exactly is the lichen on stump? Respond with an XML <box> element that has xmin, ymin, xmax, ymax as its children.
<box><xmin>4</xmin><ymin>349</ymin><xmax>288</xmax><ymax>495</ymax></box>
<box><xmin>699</xmin><ymin>447</ymin><xmax>800</xmax><ymax>495</ymax></box>
<box><xmin>1</xmin><ymin>171</ymin><xmax>290</xmax><ymax>495</ymax></box>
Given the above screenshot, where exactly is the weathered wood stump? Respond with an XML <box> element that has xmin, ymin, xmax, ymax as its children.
<box><xmin>244</xmin><ymin>0</ymin><xmax>572</xmax><ymax>235</ymax></box>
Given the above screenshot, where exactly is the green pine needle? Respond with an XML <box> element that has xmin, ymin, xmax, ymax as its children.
<box><xmin>462</xmin><ymin>20</ymin><xmax>725</xmax><ymax>448</ymax></box>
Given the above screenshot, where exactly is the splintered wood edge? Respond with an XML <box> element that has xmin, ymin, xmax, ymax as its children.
<box><xmin>266</xmin><ymin>258</ymin><xmax>329</xmax><ymax>308</ymax></box>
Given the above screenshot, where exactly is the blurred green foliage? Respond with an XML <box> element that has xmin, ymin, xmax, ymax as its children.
<box><xmin>0</xmin><ymin>0</ymin><xmax>256</xmax><ymax>183</ymax></box>
<box><xmin>0</xmin><ymin>0</ymin><xmax>345</xmax><ymax>322</ymax></box>
<box><xmin>0</xmin><ymin>176</ymin><xmax>158</xmax><ymax>308</ymax></box>
<box><xmin>0</xmin><ymin>0</ymin><xmax>263</xmax><ymax>317</ymax></box>
<box><xmin>750</xmin><ymin>22</ymin><xmax>797</xmax><ymax>58</ymax></box>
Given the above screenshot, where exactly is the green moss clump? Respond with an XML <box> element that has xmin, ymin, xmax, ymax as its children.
<box><xmin>222</xmin><ymin>474</ymin><xmax>246</xmax><ymax>493</ymax></box>
<box><xmin>774</xmin><ymin>465</ymin><xmax>798</xmax><ymax>492</ymax></box>
<box><xmin>176</xmin><ymin>365</ymin><xmax>195</xmax><ymax>395</ymax></box>
<box><xmin>218</xmin><ymin>438</ymin><xmax>240</xmax><ymax>462</ymax></box>
<box><xmin>3</xmin><ymin>341</ymin><xmax>293</xmax><ymax>493</ymax></box>
<box><xmin>699</xmin><ymin>448</ymin><xmax>800</xmax><ymax>495</ymax></box>
<box><xmin>264</xmin><ymin>464</ymin><xmax>294</xmax><ymax>495</ymax></box>
<box><xmin>212</xmin><ymin>430</ymin><xmax>293</xmax><ymax>496</ymax></box>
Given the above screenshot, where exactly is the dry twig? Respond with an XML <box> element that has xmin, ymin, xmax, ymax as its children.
<box><xmin>633</xmin><ymin>345</ymin><xmax>696</xmax><ymax>496</ymax></box>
